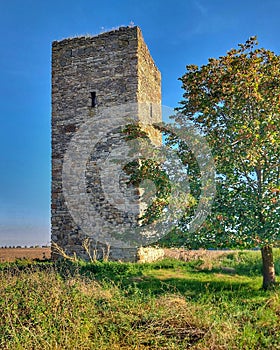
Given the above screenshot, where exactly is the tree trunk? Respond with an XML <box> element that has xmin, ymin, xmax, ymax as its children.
<box><xmin>261</xmin><ymin>245</ymin><xmax>276</xmax><ymax>290</ymax></box>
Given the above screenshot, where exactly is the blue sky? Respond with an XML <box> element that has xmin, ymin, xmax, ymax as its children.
<box><xmin>1</xmin><ymin>0</ymin><xmax>280</xmax><ymax>246</ymax></box>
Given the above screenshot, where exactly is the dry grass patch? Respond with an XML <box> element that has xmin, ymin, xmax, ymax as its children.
<box><xmin>0</xmin><ymin>247</ymin><xmax>51</xmax><ymax>262</ymax></box>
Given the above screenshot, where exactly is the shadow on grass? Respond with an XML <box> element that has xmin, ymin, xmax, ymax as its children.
<box><xmin>0</xmin><ymin>259</ymin><xmax>270</xmax><ymax>301</ymax></box>
<box><xmin>75</xmin><ymin>260</ymin><xmax>266</xmax><ymax>300</ymax></box>
<box><xmin>121</xmin><ymin>274</ymin><xmax>265</xmax><ymax>302</ymax></box>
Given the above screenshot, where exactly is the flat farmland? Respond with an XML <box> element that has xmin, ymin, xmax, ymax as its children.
<box><xmin>0</xmin><ymin>247</ymin><xmax>51</xmax><ymax>262</ymax></box>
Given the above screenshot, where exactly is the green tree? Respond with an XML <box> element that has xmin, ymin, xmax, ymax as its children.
<box><xmin>174</xmin><ymin>37</ymin><xmax>280</xmax><ymax>289</ymax></box>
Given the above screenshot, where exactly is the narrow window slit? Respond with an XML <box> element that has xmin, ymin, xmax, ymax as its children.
<box><xmin>91</xmin><ymin>91</ymin><xmax>97</xmax><ymax>107</ymax></box>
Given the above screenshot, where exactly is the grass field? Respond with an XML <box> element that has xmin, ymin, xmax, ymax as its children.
<box><xmin>1</xmin><ymin>249</ymin><xmax>280</xmax><ymax>349</ymax></box>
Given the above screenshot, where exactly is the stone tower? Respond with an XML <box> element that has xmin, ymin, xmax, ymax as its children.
<box><xmin>51</xmin><ymin>26</ymin><xmax>162</xmax><ymax>261</ymax></box>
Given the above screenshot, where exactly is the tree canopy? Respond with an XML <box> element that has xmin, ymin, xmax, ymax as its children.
<box><xmin>172</xmin><ymin>37</ymin><xmax>280</xmax><ymax>249</ymax></box>
<box><xmin>168</xmin><ymin>37</ymin><xmax>280</xmax><ymax>288</ymax></box>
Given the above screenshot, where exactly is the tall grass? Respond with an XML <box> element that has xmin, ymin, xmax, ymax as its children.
<box><xmin>1</xmin><ymin>250</ymin><xmax>279</xmax><ymax>349</ymax></box>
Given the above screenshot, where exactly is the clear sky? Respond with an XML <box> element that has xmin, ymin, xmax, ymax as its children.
<box><xmin>1</xmin><ymin>0</ymin><xmax>280</xmax><ymax>246</ymax></box>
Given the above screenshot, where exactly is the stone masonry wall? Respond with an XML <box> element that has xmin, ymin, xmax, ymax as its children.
<box><xmin>51</xmin><ymin>26</ymin><xmax>162</xmax><ymax>261</ymax></box>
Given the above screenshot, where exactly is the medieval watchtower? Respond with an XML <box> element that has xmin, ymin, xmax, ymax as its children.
<box><xmin>51</xmin><ymin>26</ymin><xmax>162</xmax><ymax>261</ymax></box>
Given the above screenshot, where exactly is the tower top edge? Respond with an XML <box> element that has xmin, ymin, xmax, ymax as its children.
<box><xmin>52</xmin><ymin>26</ymin><xmax>141</xmax><ymax>46</ymax></box>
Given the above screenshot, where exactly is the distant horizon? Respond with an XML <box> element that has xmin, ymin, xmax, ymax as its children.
<box><xmin>0</xmin><ymin>226</ymin><xmax>50</xmax><ymax>247</ymax></box>
<box><xmin>0</xmin><ymin>244</ymin><xmax>51</xmax><ymax>248</ymax></box>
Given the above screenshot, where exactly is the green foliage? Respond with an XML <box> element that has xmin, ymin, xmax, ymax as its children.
<box><xmin>122</xmin><ymin>123</ymin><xmax>149</xmax><ymax>141</ymax></box>
<box><xmin>122</xmin><ymin>123</ymin><xmax>173</xmax><ymax>224</ymax></box>
<box><xmin>174</xmin><ymin>37</ymin><xmax>280</xmax><ymax>249</ymax></box>
<box><xmin>127</xmin><ymin>158</ymin><xmax>172</xmax><ymax>224</ymax></box>
<box><xmin>121</xmin><ymin>121</ymin><xmax>200</xmax><ymax>228</ymax></box>
<box><xmin>79</xmin><ymin>260</ymin><xmax>143</xmax><ymax>281</ymax></box>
